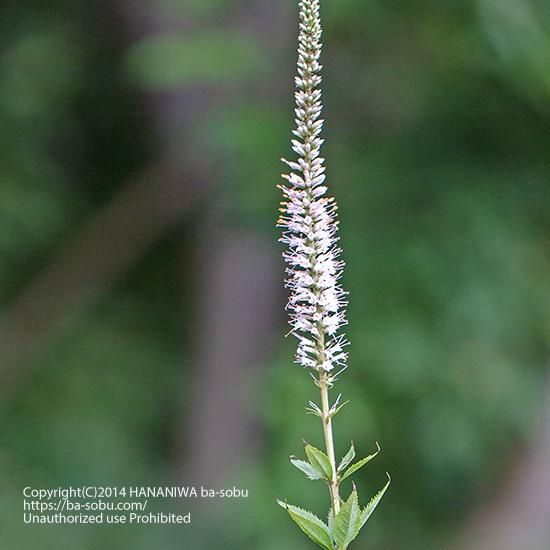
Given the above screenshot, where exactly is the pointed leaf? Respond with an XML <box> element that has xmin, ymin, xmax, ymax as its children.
<box><xmin>277</xmin><ymin>500</ymin><xmax>333</xmax><ymax>550</ymax></box>
<box><xmin>333</xmin><ymin>488</ymin><xmax>362</xmax><ymax>547</ymax></box>
<box><xmin>330</xmin><ymin>399</ymin><xmax>350</xmax><ymax>418</ymax></box>
<box><xmin>305</xmin><ymin>444</ymin><xmax>333</xmax><ymax>481</ymax></box>
<box><xmin>337</xmin><ymin>442</ymin><xmax>356</xmax><ymax>473</ymax></box>
<box><xmin>290</xmin><ymin>457</ymin><xmax>322</xmax><ymax>480</ymax></box>
<box><xmin>360</xmin><ymin>474</ymin><xmax>391</xmax><ymax>528</ymax></box>
<box><xmin>339</xmin><ymin>442</ymin><xmax>381</xmax><ymax>482</ymax></box>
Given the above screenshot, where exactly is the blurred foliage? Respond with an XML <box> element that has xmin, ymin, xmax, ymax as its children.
<box><xmin>127</xmin><ymin>31</ymin><xmax>269</xmax><ymax>88</ymax></box>
<box><xmin>1</xmin><ymin>0</ymin><xmax>550</xmax><ymax>549</ymax></box>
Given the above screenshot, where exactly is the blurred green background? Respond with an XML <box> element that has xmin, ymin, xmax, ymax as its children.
<box><xmin>1</xmin><ymin>0</ymin><xmax>550</xmax><ymax>548</ymax></box>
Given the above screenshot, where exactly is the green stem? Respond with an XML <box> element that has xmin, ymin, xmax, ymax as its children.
<box><xmin>319</xmin><ymin>370</ymin><xmax>340</xmax><ymax>515</ymax></box>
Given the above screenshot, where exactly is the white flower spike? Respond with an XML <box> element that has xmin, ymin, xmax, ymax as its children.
<box><xmin>277</xmin><ymin>3</ymin><xmax>389</xmax><ymax>548</ymax></box>
<box><xmin>277</xmin><ymin>0</ymin><xmax>348</xmax><ymax>374</ymax></box>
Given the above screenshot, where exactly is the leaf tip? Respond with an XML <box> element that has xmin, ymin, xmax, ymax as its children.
<box><xmin>276</xmin><ymin>499</ymin><xmax>288</xmax><ymax>509</ymax></box>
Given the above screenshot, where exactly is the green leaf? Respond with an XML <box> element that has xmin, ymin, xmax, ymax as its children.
<box><xmin>305</xmin><ymin>444</ymin><xmax>333</xmax><ymax>481</ymax></box>
<box><xmin>360</xmin><ymin>474</ymin><xmax>391</xmax><ymax>529</ymax></box>
<box><xmin>337</xmin><ymin>442</ymin><xmax>356</xmax><ymax>473</ymax></box>
<box><xmin>277</xmin><ymin>500</ymin><xmax>334</xmax><ymax>550</ymax></box>
<box><xmin>333</xmin><ymin>488</ymin><xmax>362</xmax><ymax>548</ymax></box>
<box><xmin>290</xmin><ymin>456</ymin><xmax>323</xmax><ymax>480</ymax></box>
<box><xmin>339</xmin><ymin>442</ymin><xmax>381</xmax><ymax>482</ymax></box>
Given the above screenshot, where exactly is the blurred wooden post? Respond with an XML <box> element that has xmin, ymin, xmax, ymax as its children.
<box><xmin>180</xmin><ymin>226</ymin><xmax>280</xmax><ymax>484</ymax></box>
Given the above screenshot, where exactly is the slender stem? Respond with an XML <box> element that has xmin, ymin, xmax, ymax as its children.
<box><xmin>319</xmin><ymin>370</ymin><xmax>340</xmax><ymax>515</ymax></box>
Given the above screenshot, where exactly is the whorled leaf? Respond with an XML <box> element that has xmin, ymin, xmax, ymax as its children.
<box><xmin>290</xmin><ymin>456</ymin><xmax>323</xmax><ymax>480</ymax></box>
<box><xmin>277</xmin><ymin>500</ymin><xmax>334</xmax><ymax>550</ymax></box>
<box><xmin>360</xmin><ymin>473</ymin><xmax>391</xmax><ymax>529</ymax></box>
<box><xmin>305</xmin><ymin>444</ymin><xmax>333</xmax><ymax>481</ymax></box>
<box><xmin>339</xmin><ymin>442</ymin><xmax>381</xmax><ymax>482</ymax></box>
<box><xmin>337</xmin><ymin>442</ymin><xmax>356</xmax><ymax>473</ymax></box>
<box><xmin>333</xmin><ymin>488</ymin><xmax>362</xmax><ymax>548</ymax></box>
